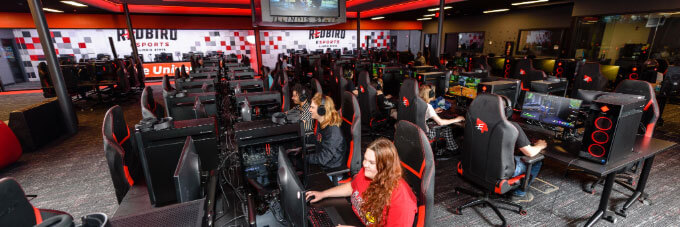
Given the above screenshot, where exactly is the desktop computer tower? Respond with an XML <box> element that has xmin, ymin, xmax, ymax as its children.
<box><xmin>553</xmin><ymin>59</ymin><xmax>576</xmax><ymax>81</ymax></box>
<box><xmin>579</xmin><ymin>94</ymin><xmax>646</xmax><ymax>164</ymax></box>
<box><xmin>478</xmin><ymin>79</ymin><xmax>520</xmax><ymax>108</ymax></box>
<box><xmin>502</xmin><ymin>58</ymin><xmax>514</xmax><ymax>78</ymax></box>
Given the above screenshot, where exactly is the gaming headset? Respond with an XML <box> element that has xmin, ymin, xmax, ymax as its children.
<box><xmin>317</xmin><ymin>96</ymin><xmax>327</xmax><ymax>116</ymax></box>
<box><xmin>499</xmin><ymin>95</ymin><xmax>513</xmax><ymax>119</ymax></box>
<box><xmin>427</xmin><ymin>85</ymin><xmax>435</xmax><ymax>99</ymax></box>
<box><xmin>298</xmin><ymin>88</ymin><xmax>309</xmax><ymax>102</ymax></box>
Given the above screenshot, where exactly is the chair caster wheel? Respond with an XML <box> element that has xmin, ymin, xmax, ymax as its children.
<box><xmin>454</xmin><ymin>208</ymin><xmax>462</xmax><ymax>215</ymax></box>
<box><xmin>519</xmin><ymin>210</ymin><xmax>527</xmax><ymax>216</ymax></box>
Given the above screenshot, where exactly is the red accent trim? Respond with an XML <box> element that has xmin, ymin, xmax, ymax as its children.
<box><xmin>111</xmin><ymin>125</ymin><xmax>131</xmax><ymax>146</ymax></box>
<box><xmin>400</xmin><ymin>160</ymin><xmax>425</xmax><ymax>179</ymax></box>
<box><xmin>33</xmin><ymin>206</ymin><xmax>43</xmax><ymax>224</ymax></box>
<box><xmin>643</xmin><ymin>99</ymin><xmax>653</xmax><ymax>111</ymax></box>
<box><xmin>416</xmin><ymin>205</ymin><xmax>426</xmax><ymax>227</ymax></box>
<box><xmin>281</xmin><ymin>96</ymin><xmax>285</xmax><ymax>112</ymax></box>
<box><xmin>645</xmin><ymin>123</ymin><xmax>655</xmax><ymax>138</ymax></box>
<box><xmin>508</xmin><ymin>174</ymin><xmax>525</xmax><ymax>185</ymax></box>
<box><xmin>123</xmin><ymin>165</ymin><xmax>135</xmax><ymax>186</ymax></box>
<box><xmin>594</xmin><ymin>117</ymin><xmax>612</xmax><ymax>131</ymax></box>
<box><xmin>495</xmin><ymin>180</ymin><xmax>506</xmax><ymax>194</ymax></box>
<box><xmin>588</xmin><ymin>144</ymin><xmax>606</xmax><ymax>157</ymax></box>
<box><xmin>520</xmin><ymin>82</ymin><xmax>529</xmax><ymax>91</ymax></box>
<box><xmin>347</xmin><ymin>141</ymin><xmax>354</xmax><ymax>169</ymax></box>
<box><xmin>342</xmin><ymin>116</ymin><xmax>352</xmax><ymax>125</ymax></box>
<box><xmin>457</xmin><ymin>161</ymin><xmax>463</xmax><ymax>175</ymax></box>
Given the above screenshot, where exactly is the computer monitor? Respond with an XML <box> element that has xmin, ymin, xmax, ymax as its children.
<box><xmin>600</xmin><ymin>65</ymin><xmax>620</xmax><ymax>82</ymax></box>
<box><xmin>278</xmin><ymin>150</ymin><xmax>306</xmax><ymax>227</ymax></box>
<box><xmin>521</xmin><ymin>92</ymin><xmax>582</xmax><ymax>128</ymax></box>
<box><xmin>448</xmin><ymin>75</ymin><xmax>481</xmax><ymax>99</ymax></box>
<box><xmin>174</xmin><ymin>137</ymin><xmax>203</xmax><ymax>203</ymax></box>
<box><xmin>532</xmin><ymin>59</ymin><xmax>556</xmax><ymax>75</ymax></box>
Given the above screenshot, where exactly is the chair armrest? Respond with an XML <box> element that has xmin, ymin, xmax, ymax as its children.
<box><xmin>521</xmin><ymin>154</ymin><xmax>544</xmax><ymax>164</ymax></box>
<box><xmin>326</xmin><ymin>167</ymin><xmax>350</xmax><ymax>185</ymax></box>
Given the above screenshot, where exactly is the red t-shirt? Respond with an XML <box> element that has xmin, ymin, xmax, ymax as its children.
<box><xmin>350</xmin><ymin>168</ymin><xmax>417</xmax><ymax>226</ymax></box>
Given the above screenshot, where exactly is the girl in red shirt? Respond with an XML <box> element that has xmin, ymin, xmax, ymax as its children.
<box><xmin>305</xmin><ymin>138</ymin><xmax>417</xmax><ymax>226</ymax></box>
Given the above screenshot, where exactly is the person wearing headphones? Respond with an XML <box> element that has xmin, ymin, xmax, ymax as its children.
<box><xmin>306</xmin><ymin>93</ymin><xmax>346</xmax><ymax>170</ymax></box>
<box><xmin>419</xmin><ymin>85</ymin><xmax>464</xmax><ymax>159</ymax></box>
<box><xmin>290</xmin><ymin>83</ymin><xmax>313</xmax><ymax>134</ymax></box>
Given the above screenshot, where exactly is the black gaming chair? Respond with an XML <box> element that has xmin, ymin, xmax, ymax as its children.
<box><xmin>141</xmin><ymin>86</ymin><xmax>164</xmax><ymax>119</ymax></box>
<box><xmin>0</xmin><ymin>177</ymin><xmax>72</xmax><ymax>227</ymax></box>
<box><xmin>572</xmin><ymin>62</ymin><xmax>608</xmax><ymax>96</ymax></box>
<box><xmin>327</xmin><ymin>91</ymin><xmax>362</xmax><ymax>184</ymax></box>
<box><xmin>276</xmin><ymin>70</ymin><xmax>291</xmax><ymax>112</ymax></box>
<box><xmin>397</xmin><ymin>78</ymin><xmax>428</xmax><ymax>132</ymax></box>
<box><xmin>357</xmin><ymin>71</ymin><xmax>388</xmax><ymax>134</ymax></box>
<box><xmin>583</xmin><ymin>80</ymin><xmax>660</xmax><ymax>194</ymax></box>
<box><xmin>311</xmin><ymin>78</ymin><xmax>323</xmax><ymax>96</ymax></box>
<box><xmin>512</xmin><ymin>59</ymin><xmax>546</xmax><ymax>91</ymax></box>
<box><xmin>393</xmin><ymin>120</ymin><xmax>435</xmax><ymax>227</ymax></box>
<box><xmin>162</xmin><ymin>75</ymin><xmax>176</xmax><ymax>95</ymax></box>
<box><xmin>454</xmin><ymin>93</ymin><xmax>544</xmax><ymax>226</ymax></box>
<box><xmin>102</xmin><ymin>105</ymin><xmax>143</xmax><ymax>203</ymax></box>
<box><xmin>471</xmin><ymin>56</ymin><xmax>490</xmax><ymax>71</ymax></box>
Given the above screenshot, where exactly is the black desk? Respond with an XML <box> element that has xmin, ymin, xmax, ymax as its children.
<box><xmin>523</xmin><ymin>123</ymin><xmax>676</xmax><ymax>227</ymax></box>
<box><xmin>111</xmin><ymin>183</ymin><xmax>206</xmax><ymax>227</ymax></box>
<box><xmin>306</xmin><ymin>172</ymin><xmax>364</xmax><ymax>226</ymax></box>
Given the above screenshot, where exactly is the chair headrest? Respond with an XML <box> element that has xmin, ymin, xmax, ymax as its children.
<box><xmin>162</xmin><ymin>75</ymin><xmax>174</xmax><ymax>92</ymax></box>
<box><xmin>467</xmin><ymin>93</ymin><xmax>507</xmax><ymax>127</ymax></box>
<box><xmin>615</xmin><ymin>79</ymin><xmax>654</xmax><ymax>101</ymax></box>
<box><xmin>141</xmin><ymin>86</ymin><xmax>157</xmax><ymax>120</ymax></box>
<box><xmin>400</xmin><ymin>78</ymin><xmax>419</xmax><ymax>101</ymax></box>
<box><xmin>393</xmin><ymin>120</ymin><xmax>433</xmax><ymax>197</ymax></box>
<box><xmin>582</xmin><ymin>62</ymin><xmax>602</xmax><ymax>76</ymax></box>
<box><xmin>193</xmin><ymin>97</ymin><xmax>207</xmax><ymax>119</ymax></box>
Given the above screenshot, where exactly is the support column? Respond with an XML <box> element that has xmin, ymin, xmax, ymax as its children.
<box><xmin>435</xmin><ymin>0</ymin><xmax>445</xmax><ymax>59</ymax></box>
<box><xmin>27</xmin><ymin>0</ymin><xmax>78</xmax><ymax>134</ymax></box>
<box><xmin>255</xmin><ymin>28</ymin><xmax>263</xmax><ymax>74</ymax></box>
<box><xmin>356</xmin><ymin>12</ymin><xmax>361</xmax><ymax>58</ymax></box>
<box><xmin>124</xmin><ymin>3</ymin><xmax>141</xmax><ymax>64</ymax></box>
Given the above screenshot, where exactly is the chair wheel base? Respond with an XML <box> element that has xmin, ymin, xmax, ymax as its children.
<box><xmin>454</xmin><ymin>208</ymin><xmax>462</xmax><ymax>215</ymax></box>
<box><xmin>519</xmin><ymin>210</ymin><xmax>527</xmax><ymax>216</ymax></box>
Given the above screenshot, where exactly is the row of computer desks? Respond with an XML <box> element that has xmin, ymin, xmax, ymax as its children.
<box><xmin>106</xmin><ymin>51</ymin><xmax>678</xmax><ymax>227</ymax></box>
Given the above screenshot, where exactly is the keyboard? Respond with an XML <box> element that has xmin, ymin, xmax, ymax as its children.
<box><xmin>308</xmin><ymin>207</ymin><xmax>334</xmax><ymax>227</ymax></box>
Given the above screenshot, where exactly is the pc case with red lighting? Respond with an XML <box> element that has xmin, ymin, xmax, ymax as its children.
<box><xmin>578</xmin><ymin>93</ymin><xmax>646</xmax><ymax>164</ymax></box>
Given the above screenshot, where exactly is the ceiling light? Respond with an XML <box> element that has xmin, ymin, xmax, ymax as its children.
<box><xmin>423</xmin><ymin>14</ymin><xmax>435</xmax><ymax>17</ymax></box>
<box><xmin>511</xmin><ymin>0</ymin><xmax>548</xmax><ymax>6</ymax></box>
<box><xmin>483</xmin><ymin>8</ymin><xmax>509</xmax><ymax>14</ymax></box>
<box><xmin>417</xmin><ymin>18</ymin><xmax>433</xmax><ymax>21</ymax></box>
<box><xmin>43</xmin><ymin>8</ymin><xmax>64</xmax><ymax>13</ymax></box>
<box><xmin>371</xmin><ymin>16</ymin><xmax>385</xmax><ymax>20</ymax></box>
<box><xmin>427</xmin><ymin>6</ymin><xmax>452</xmax><ymax>11</ymax></box>
<box><xmin>60</xmin><ymin>1</ymin><xmax>87</xmax><ymax>7</ymax></box>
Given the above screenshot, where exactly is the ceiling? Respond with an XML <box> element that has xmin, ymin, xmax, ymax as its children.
<box><xmin>2</xmin><ymin>0</ymin><xmax>468</xmax><ymax>18</ymax></box>
<box><xmin>381</xmin><ymin>0</ymin><xmax>574</xmax><ymax>21</ymax></box>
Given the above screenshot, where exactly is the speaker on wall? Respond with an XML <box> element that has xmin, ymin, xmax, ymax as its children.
<box><xmin>579</xmin><ymin>93</ymin><xmax>646</xmax><ymax>164</ymax></box>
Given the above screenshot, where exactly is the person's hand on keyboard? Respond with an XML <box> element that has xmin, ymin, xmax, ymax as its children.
<box><xmin>534</xmin><ymin>139</ymin><xmax>547</xmax><ymax>151</ymax></box>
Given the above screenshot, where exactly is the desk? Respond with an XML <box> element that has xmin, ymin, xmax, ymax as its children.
<box><xmin>111</xmin><ymin>183</ymin><xmax>206</xmax><ymax>227</ymax></box>
<box><xmin>306</xmin><ymin>172</ymin><xmax>364</xmax><ymax>226</ymax></box>
<box><xmin>523</xmin><ymin>123</ymin><xmax>676</xmax><ymax>227</ymax></box>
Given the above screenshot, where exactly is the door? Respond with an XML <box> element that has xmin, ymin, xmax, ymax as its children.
<box><xmin>1</xmin><ymin>39</ymin><xmax>26</xmax><ymax>83</ymax></box>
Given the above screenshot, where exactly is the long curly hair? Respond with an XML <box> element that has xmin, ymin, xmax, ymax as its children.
<box><xmin>361</xmin><ymin>138</ymin><xmax>403</xmax><ymax>226</ymax></box>
<box><xmin>311</xmin><ymin>93</ymin><xmax>341</xmax><ymax>129</ymax></box>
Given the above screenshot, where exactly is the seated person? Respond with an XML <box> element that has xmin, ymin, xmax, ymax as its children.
<box><xmin>415</xmin><ymin>52</ymin><xmax>426</xmax><ymax>66</ymax></box>
<box><xmin>290</xmin><ymin>83</ymin><xmax>313</xmax><ymax>134</ymax></box>
<box><xmin>344</xmin><ymin>71</ymin><xmax>360</xmax><ymax>96</ymax></box>
<box><xmin>306</xmin><ymin>94</ymin><xmax>346</xmax><ymax>170</ymax></box>
<box><xmin>305</xmin><ymin>138</ymin><xmax>417</xmax><ymax>226</ymax></box>
<box><xmin>373</xmin><ymin>79</ymin><xmax>397</xmax><ymax>119</ymax></box>
<box><xmin>509</xmin><ymin>122</ymin><xmax>547</xmax><ymax>203</ymax></box>
<box><xmin>419</xmin><ymin>85</ymin><xmax>464</xmax><ymax>158</ymax></box>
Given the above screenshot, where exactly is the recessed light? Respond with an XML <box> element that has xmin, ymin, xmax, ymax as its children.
<box><xmin>428</xmin><ymin>6</ymin><xmax>452</xmax><ymax>11</ymax></box>
<box><xmin>43</xmin><ymin>8</ymin><xmax>64</xmax><ymax>13</ymax></box>
<box><xmin>511</xmin><ymin>0</ymin><xmax>548</xmax><ymax>6</ymax></box>
<box><xmin>417</xmin><ymin>18</ymin><xmax>433</xmax><ymax>21</ymax></box>
<box><xmin>423</xmin><ymin>14</ymin><xmax>435</xmax><ymax>17</ymax></box>
<box><xmin>483</xmin><ymin>8</ymin><xmax>509</xmax><ymax>14</ymax></box>
<box><xmin>60</xmin><ymin>1</ymin><xmax>87</xmax><ymax>7</ymax></box>
<box><xmin>371</xmin><ymin>16</ymin><xmax>385</xmax><ymax>20</ymax></box>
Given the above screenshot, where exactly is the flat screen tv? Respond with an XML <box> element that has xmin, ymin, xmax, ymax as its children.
<box><xmin>256</xmin><ymin>0</ymin><xmax>346</xmax><ymax>26</ymax></box>
<box><xmin>458</xmin><ymin>32</ymin><xmax>484</xmax><ymax>53</ymax></box>
<box><xmin>516</xmin><ymin>28</ymin><xmax>565</xmax><ymax>57</ymax></box>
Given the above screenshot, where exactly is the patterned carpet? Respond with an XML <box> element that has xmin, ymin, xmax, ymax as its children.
<box><xmin>0</xmin><ymin>89</ymin><xmax>679</xmax><ymax>226</ymax></box>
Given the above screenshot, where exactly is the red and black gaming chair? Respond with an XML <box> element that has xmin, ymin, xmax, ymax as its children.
<box><xmin>393</xmin><ymin>120</ymin><xmax>435</xmax><ymax>227</ymax></box>
<box><xmin>327</xmin><ymin>91</ymin><xmax>362</xmax><ymax>184</ymax></box>
<box><xmin>512</xmin><ymin>59</ymin><xmax>546</xmax><ymax>91</ymax></box>
<box><xmin>572</xmin><ymin>62</ymin><xmax>608</xmax><ymax>96</ymax></box>
<box><xmin>397</xmin><ymin>78</ymin><xmax>428</xmax><ymax>133</ymax></box>
<box><xmin>276</xmin><ymin>70</ymin><xmax>291</xmax><ymax>112</ymax></box>
<box><xmin>141</xmin><ymin>86</ymin><xmax>164</xmax><ymax>119</ymax></box>
<box><xmin>357</xmin><ymin>71</ymin><xmax>389</xmax><ymax>136</ymax></box>
<box><xmin>583</xmin><ymin>79</ymin><xmax>660</xmax><ymax>194</ymax></box>
<box><xmin>0</xmin><ymin>177</ymin><xmax>71</xmax><ymax>226</ymax></box>
<box><xmin>454</xmin><ymin>93</ymin><xmax>543</xmax><ymax>226</ymax></box>
<box><xmin>102</xmin><ymin>105</ymin><xmax>143</xmax><ymax>203</ymax></box>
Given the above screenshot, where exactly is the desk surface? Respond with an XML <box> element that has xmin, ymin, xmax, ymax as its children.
<box><xmin>519</xmin><ymin>123</ymin><xmax>676</xmax><ymax>177</ymax></box>
<box><xmin>306</xmin><ymin>172</ymin><xmax>364</xmax><ymax>226</ymax></box>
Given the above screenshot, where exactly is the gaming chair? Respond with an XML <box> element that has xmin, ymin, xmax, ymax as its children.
<box><xmin>393</xmin><ymin>120</ymin><xmax>435</xmax><ymax>227</ymax></box>
<box><xmin>357</xmin><ymin>71</ymin><xmax>387</xmax><ymax>132</ymax></box>
<box><xmin>141</xmin><ymin>86</ymin><xmax>164</xmax><ymax>119</ymax></box>
<box><xmin>572</xmin><ymin>62</ymin><xmax>608</xmax><ymax>96</ymax></box>
<box><xmin>454</xmin><ymin>93</ymin><xmax>544</xmax><ymax>226</ymax></box>
<box><xmin>310</xmin><ymin>78</ymin><xmax>323</xmax><ymax>96</ymax></box>
<box><xmin>512</xmin><ymin>59</ymin><xmax>546</xmax><ymax>91</ymax></box>
<box><xmin>193</xmin><ymin>97</ymin><xmax>208</xmax><ymax>119</ymax></box>
<box><xmin>397</xmin><ymin>78</ymin><xmax>428</xmax><ymax>132</ymax></box>
<box><xmin>0</xmin><ymin>177</ymin><xmax>72</xmax><ymax>226</ymax></box>
<box><xmin>327</xmin><ymin>91</ymin><xmax>362</xmax><ymax>184</ymax></box>
<box><xmin>102</xmin><ymin>105</ymin><xmax>143</xmax><ymax>203</ymax></box>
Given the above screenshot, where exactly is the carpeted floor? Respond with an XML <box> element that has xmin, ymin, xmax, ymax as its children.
<box><xmin>1</xmin><ymin>89</ymin><xmax>679</xmax><ymax>226</ymax></box>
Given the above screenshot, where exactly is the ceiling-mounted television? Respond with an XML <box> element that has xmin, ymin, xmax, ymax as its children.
<box><xmin>516</xmin><ymin>28</ymin><xmax>565</xmax><ymax>56</ymax></box>
<box><xmin>458</xmin><ymin>32</ymin><xmax>484</xmax><ymax>53</ymax></box>
<box><xmin>255</xmin><ymin>0</ymin><xmax>347</xmax><ymax>27</ymax></box>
